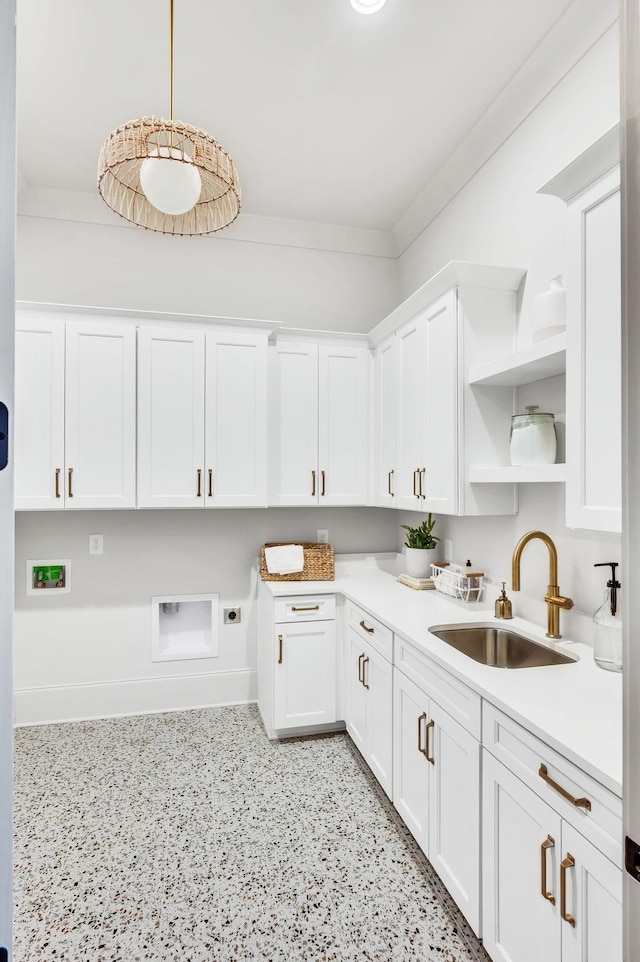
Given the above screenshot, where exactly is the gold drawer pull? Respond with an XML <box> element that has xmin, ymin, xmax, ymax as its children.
<box><xmin>560</xmin><ymin>853</ymin><xmax>576</xmax><ymax>927</ymax></box>
<box><xmin>539</xmin><ymin>764</ymin><xmax>591</xmax><ymax>811</ymax></box>
<box><xmin>291</xmin><ymin>605</ymin><xmax>320</xmax><ymax>612</ymax></box>
<box><xmin>388</xmin><ymin>469</ymin><xmax>394</xmax><ymax>496</ymax></box>
<box><xmin>362</xmin><ymin>656</ymin><xmax>369</xmax><ymax>689</ymax></box>
<box><xmin>278</xmin><ymin>634</ymin><xmax>283</xmax><ymax>664</ymax></box>
<box><xmin>55</xmin><ymin>468</ymin><xmax>61</xmax><ymax>499</ymax></box>
<box><xmin>425</xmin><ymin>718</ymin><xmax>435</xmax><ymax>764</ymax></box>
<box><xmin>541</xmin><ymin>835</ymin><xmax>555</xmax><ymax>904</ymax></box>
<box><xmin>359</xmin><ymin>619</ymin><xmax>374</xmax><ymax>634</ymax></box>
<box><xmin>358</xmin><ymin>653</ymin><xmax>365</xmax><ymax>684</ymax></box>
<box><xmin>67</xmin><ymin>467</ymin><xmax>74</xmax><ymax>498</ymax></box>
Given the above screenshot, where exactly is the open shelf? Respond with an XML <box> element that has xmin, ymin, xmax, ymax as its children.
<box><xmin>469</xmin><ymin>464</ymin><xmax>566</xmax><ymax>484</ymax></box>
<box><xmin>468</xmin><ymin>333</ymin><xmax>566</xmax><ymax>387</ymax></box>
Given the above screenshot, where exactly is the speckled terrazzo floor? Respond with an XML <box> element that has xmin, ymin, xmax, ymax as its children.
<box><xmin>14</xmin><ymin>704</ymin><xmax>490</xmax><ymax>962</ymax></box>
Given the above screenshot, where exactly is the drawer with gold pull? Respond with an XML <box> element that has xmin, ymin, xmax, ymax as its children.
<box><xmin>345</xmin><ymin>600</ymin><xmax>393</xmax><ymax>660</ymax></box>
<box><xmin>273</xmin><ymin>595</ymin><xmax>336</xmax><ymax>623</ymax></box>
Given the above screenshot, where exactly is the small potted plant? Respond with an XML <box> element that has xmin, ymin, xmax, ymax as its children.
<box><xmin>402</xmin><ymin>514</ymin><xmax>440</xmax><ymax>578</ymax></box>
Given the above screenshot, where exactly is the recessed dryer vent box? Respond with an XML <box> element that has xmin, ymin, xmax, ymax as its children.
<box><xmin>151</xmin><ymin>593</ymin><xmax>219</xmax><ymax>662</ymax></box>
<box><xmin>26</xmin><ymin>560</ymin><xmax>71</xmax><ymax>596</ymax></box>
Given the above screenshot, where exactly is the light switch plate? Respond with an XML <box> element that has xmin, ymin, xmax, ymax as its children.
<box><xmin>317</xmin><ymin>529</ymin><xmax>329</xmax><ymax>544</ymax></box>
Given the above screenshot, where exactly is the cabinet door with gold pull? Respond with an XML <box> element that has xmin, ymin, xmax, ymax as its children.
<box><xmin>345</xmin><ymin>630</ymin><xmax>367</xmax><ymax>756</ymax></box>
<box><xmin>393</xmin><ymin>669</ymin><xmax>430</xmax><ymax>855</ymax></box>
<box><xmin>482</xmin><ymin>750</ymin><xmax>561</xmax><ymax>962</ymax></box>
<box><xmin>272</xmin><ymin>621</ymin><xmax>336</xmax><ymax>732</ymax></box>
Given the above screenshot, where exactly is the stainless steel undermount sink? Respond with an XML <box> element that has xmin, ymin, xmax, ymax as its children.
<box><xmin>428</xmin><ymin>623</ymin><xmax>577</xmax><ymax>669</ymax></box>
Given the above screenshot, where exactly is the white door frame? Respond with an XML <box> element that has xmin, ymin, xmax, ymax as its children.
<box><xmin>0</xmin><ymin>1</ymin><xmax>16</xmax><ymax>958</ymax></box>
<box><xmin>621</xmin><ymin>2</ymin><xmax>640</xmax><ymax>959</ymax></box>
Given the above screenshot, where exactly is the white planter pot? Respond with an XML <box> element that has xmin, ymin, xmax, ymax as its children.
<box><xmin>405</xmin><ymin>547</ymin><xmax>438</xmax><ymax>579</ymax></box>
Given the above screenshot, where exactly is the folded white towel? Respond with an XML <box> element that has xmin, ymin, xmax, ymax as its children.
<box><xmin>264</xmin><ymin>544</ymin><xmax>305</xmax><ymax>575</ymax></box>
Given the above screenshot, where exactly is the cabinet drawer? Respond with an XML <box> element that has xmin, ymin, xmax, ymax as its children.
<box><xmin>483</xmin><ymin>703</ymin><xmax>622</xmax><ymax>866</ymax></box>
<box><xmin>273</xmin><ymin>595</ymin><xmax>336</xmax><ymax>623</ymax></box>
<box><xmin>395</xmin><ymin>635</ymin><xmax>481</xmax><ymax>740</ymax></box>
<box><xmin>346</xmin><ymin>600</ymin><xmax>393</xmax><ymax>660</ymax></box>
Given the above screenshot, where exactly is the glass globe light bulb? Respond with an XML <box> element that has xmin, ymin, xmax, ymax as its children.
<box><xmin>139</xmin><ymin>146</ymin><xmax>202</xmax><ymax>216</ymax></box>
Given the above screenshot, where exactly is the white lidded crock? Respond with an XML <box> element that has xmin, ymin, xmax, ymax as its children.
<box><xmin>509</xmin><ymin>405</ymin><xmax>557</xmax><ymax>466</ymax></box>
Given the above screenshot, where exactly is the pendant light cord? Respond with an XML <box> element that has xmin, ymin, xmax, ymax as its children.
<box><xmin>169</xmin><ymin>0</ymin><xmax>174</xmax><ymax>120</ymax></box>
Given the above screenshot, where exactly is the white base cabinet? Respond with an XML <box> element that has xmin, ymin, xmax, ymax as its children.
<box><xmin>345</xmin><ymin>627</ymin><xmax>393</xmax><ymax>797</ymax></box>
<box><xmin>393</xmin><ymin>665</ymin><xmax>481</xmax><ymax>935</ymax></box>
<box><xmin>482</xmin><ymin>751</ymin><xmax>622</xmax><ymax>962</ymax></box>
<box><xmin>258</xmin><ymin>587</ymin><xmax>337</xmax><ymax>739</ymax></box>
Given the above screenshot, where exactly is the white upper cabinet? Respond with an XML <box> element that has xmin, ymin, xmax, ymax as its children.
<box><xmin>138</xmin><ymin>327</ymin><xmax>268</xmax><ymax>509</ymax></box>
<box><xmin>15</xmin><ymin>316</ymin><xmax>136</xmax><ymax>510</ymax></box>
<box><xmin>372</xmin><ymin>262</ymin><xmax>523</xmax><ymax>516</ymax></box>
<box><xmin>269</xmin><ymin>340</ymin><xmax>369</xmax><ymax>506</ymax></box>
<box><xmin>137</xmin><ymin>328</ymin><xmax>206</xmax><ymax>509</ymax></box>
<box><xmin>64</xmin><ymin>323</ymin><xmax>137</xmax><ymax>509</ymax></box>
<box><xmin>566</xmin><ymin>169</ymin><xmax>621</xmax><ymax>532</ymax></box>
<box><xmin>14</xmin><ymin>321</ymin><xmax>65</xmax><ymax>510</ymax></box>
<box><xmin>205</xmin><ymin>332</ymin><xmax>267</xmax><ymax>507</ymax></box>
<box><xmin>373</xmin><ymin>335</ymin><xmax>397</xmax><ymax>507</ymax></box>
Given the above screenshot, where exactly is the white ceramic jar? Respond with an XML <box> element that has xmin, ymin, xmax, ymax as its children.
<box><xmin>510</xmin><ymin>405</ymin><xmax>557</xmax><ymax>466</ymax></box>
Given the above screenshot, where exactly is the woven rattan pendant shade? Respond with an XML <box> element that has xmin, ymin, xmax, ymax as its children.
<box><xmin>98</xmin><ymin>115</ymin><xmax>241</xmax><ymax>235</ymax></box>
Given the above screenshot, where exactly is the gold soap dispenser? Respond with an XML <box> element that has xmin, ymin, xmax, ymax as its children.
<box><xmin>495</xmin><ymin>582</ymin><xmax>513</xmax><ymax>620</ymax></box>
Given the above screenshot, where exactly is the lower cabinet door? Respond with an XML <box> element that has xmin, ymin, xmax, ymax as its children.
<box><xmin>393</xmin><ymin>670</ymin><xmax>430</xmax><ymax>854</ymax></box>
<box><xmin>428</xmin><ymin>702</ymin><xmax>480</xmax><ymax>934</ymax></box>
<box><xmin>364</xmin><ymin>643</ymin><xmax>393</xmax><ymax>798</ymax></box>
<box><xmin>560</xmin><ymin>822</ymin><xmax>622</xmax><ymax>962</ymax></box>
<box><xmin>273</xmin><ymin>621</ymin><xmax>336</xmax><ymax>731</ymax></box>
<box><xmin>346</xmin><ymin>629</ymin><xmax>368</xmax><ymax>754</ymax></box>
<box><xmin>482</xmin><ymin>751</ymin><xmax>562</xmax><ymax>962</ymax></box>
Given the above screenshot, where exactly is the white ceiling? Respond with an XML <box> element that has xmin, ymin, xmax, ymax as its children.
<box><xmin>17</xmin><ymin>0</ymin><xmax>576</xmax><ymax>232</ymax></box>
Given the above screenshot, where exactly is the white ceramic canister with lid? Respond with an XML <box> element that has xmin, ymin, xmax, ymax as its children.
<box><xmin>533</xmin><ymin>275</ymin><xmax>567</xmax><ymax>342</ymax></box>
<box><xmin>509</xmin><ymin>405</ymin><xmax>557</xmax><ymax>466</ymax></box>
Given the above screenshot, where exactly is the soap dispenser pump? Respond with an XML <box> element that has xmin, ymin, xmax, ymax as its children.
<box><xmin>495</xmin><ymin>582</ymin><xmax>513</xmax><ymax>620</ymax></box>
<box><xmin>593</xmin><ymin>562</ymin><xmax>622</xmax><ymax>672</ymax></box>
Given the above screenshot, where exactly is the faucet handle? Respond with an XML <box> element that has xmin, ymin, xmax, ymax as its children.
<box><xmin>545</xmin><ymin>592</ymin><xmax>574</xmax><ymax>611</ymax></box>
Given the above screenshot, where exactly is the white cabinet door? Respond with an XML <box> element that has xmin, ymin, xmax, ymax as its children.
<box><xmin>373</xmin><ymin>335</ymin><xmax>397</xmax><ymax>507</ymax></box>
<box><xmin>268</xmin><ymin>342</ymin><xmax>318</xmax><ymax>506</ymax></box>
<box><xmin>64</xmin><ymin>322</ymin><xmax>136</xmax><ymax>509</ymax></box>
<box><xmin>428</xmin><ymin>699</ymin><xmax>480</xmax><ymax>933</ymax></box>
<box><xmin>318</xmin><ymin>344</ymin><xmax>369</xmax><ymax>506</ymax></box>
<box><xmin>395</xmin><ymin>318</ymin><xmax>425</xmax><ymax>512</ymax></box>
<box><xmin>137</xmin><ymin>328</ymin><xmax>206</xmax><ymax>508</ymax></box>
<box><xmin>273</xmin><ymin>620</ymin><xmax>336</xmax><ymax>731</ymax></box>
<box><xmin>14</xmin><ymin>321</ymin><xmax>65</xmax><ymax>510</ymax></box>
<box><xmin>566</xmin><ymin>168</ymin><xmax>621</xmax><ymax>533</ymax></box>
<box><xmin>560</xmin><ymin>822</ymin><xmax>622</xmax><ymax>962</ymax></box>
<box><xmin>346</xmin><ymin>629</ymin><xmax>367</xmax><ymax>755</ymax></box>
<box><xmin>364</xmin><ymin>642</ymin><xmax>393</xmax><ymax>798</ymax></box>
<box><xmin>205</xmin><ymin>332</ymin><xmax>267</xmax><ymax>507</ymax></box>
<box><xmin>393</xmin><ymin>670</ymin><xmax>430</xmax><ymax>854</ymax></box>
<box><xmin>483</xmin><ymin>751</ymin><xmax>562</xmax><ymax>962</ymax></box>
<box><xmin>423</xmin><ymin>291</ymin><xmax>458</xmax><ymax>515</ymax></box>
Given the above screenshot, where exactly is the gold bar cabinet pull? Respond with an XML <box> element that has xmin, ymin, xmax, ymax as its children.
<box><xmin>291</xmin><ymin>605</ymin><xmax>320</xmax><ymax>613</ymax></box>
<box><xmin>540</xmin><ymin>835</ymin><xmax>556</xmax><ymax>904</ymax></box>
<box><xmin>197</xmin><ymin>469</ymin><xmax>202</xmax><ymax>497</ymax></box>
<box><xmin>560</xmin><ymin>853</ymin><xmax>576</xmax><ymax>927</ymax></box>
<box><xmin>67</xmin><ymin>467</ymin><xmax>74</xmax><ymax>498</ymax></box>
<box><xmin>321</xmin><ymin>470</ymin><xmax>326</xmax><ymax>496</ymax></box>
<box><xmin>539</xmin><ymin>764</ymin><xmax>592</xmax><ymax>810</ymax></box>
<box><xmin>55</xmin><ymin>468</ymin><xmax>61</xmax><ymax>499</ymax></box>
<box><xmin>388</xmin><ymin>469</ymin><xmax>394</xmax><ymax>496</ymax></box>
<box><xmin>208</xmin><ymin>469</ymin><xmax>213</xmax><ymax>498</ymax></box>
<box><xmin>311</xmin><ymin>470</ymin><xmax>316</xmax><ymax>497</ymax></box>
<box><xmin>358</xmin><ymin>653</ymin><xmax>365</xmax><ymax>685</ymax></box>
<box><xmin>417</xmin><ymin>712</ymin><xmax>428</xmax><ymax>758</ymax></box>
<box><xmin>420</xmin><ymin>468</ymin><xmax>426</xmax><ymax>499</ymax></box>
<box><xmin>359</xmin><ymin>619</ymin><xmax>374</xmax><ymax>634</ymax></box>
<box><xmin>425</xmin><ymin>719</ymin><xmax>435</xmax><ymax>764</ymax></box>
<box><xmin>278</xmin><ymin>634</ymin><xmax>283</xmax><ymax>664</ymax></box>
<box><xmin>362</xmin><ymin>656</ymin><xmax>369</xmax><ymax>689</ymax></box>
<box><xmin>413</xmin><ymin>468</ymin><xmax>419</xmax><ymax>497</ymax></box>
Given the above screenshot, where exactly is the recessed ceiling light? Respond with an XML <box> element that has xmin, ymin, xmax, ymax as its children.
<box><xmin>349</xmin><ymin>0</ymin><xmax>387</xmax><ymax>14</ymax></box>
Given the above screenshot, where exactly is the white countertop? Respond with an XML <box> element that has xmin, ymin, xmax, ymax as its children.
<box><xmin>264</xmin><ymin>566</ymin><xmax>623</xmax><ymax>797</ymax></box>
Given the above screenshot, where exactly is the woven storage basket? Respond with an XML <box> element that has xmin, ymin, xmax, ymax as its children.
<box><xmin>260</xmin><ymin>543</ymin><xmax>335</xmax><ymax>582</ymax></box>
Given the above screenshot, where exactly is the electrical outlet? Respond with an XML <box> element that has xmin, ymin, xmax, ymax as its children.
<box><xmin>317</xmin><ymin>529</ymin><xmax>329</xmax><ymax>544</ymax></box>
<box><xmin>224</xmin><ymin>607</ymin><xmax>241</xmax><ymax>624</ymax></box>
<box><xmin>444</xmin><ymin>538</ymin><xmax>453</xmax><ymax>562</ymax></box>
<box><xmin>89</xmin><ymin>534</ymin><xmax>103</xmax><ymax>555</ymax></box>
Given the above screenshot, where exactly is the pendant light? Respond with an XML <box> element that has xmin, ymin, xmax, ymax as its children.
<box><xmin>97</xmin><ymin>0</ymin><xmax>241</xmax><ymax>235</ymax></box>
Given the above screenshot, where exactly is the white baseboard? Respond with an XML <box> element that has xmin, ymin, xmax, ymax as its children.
<box><xmin>14</xmin><ymin>668</ymin><xmax>257</xmax><ymax>726</ymax></box>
